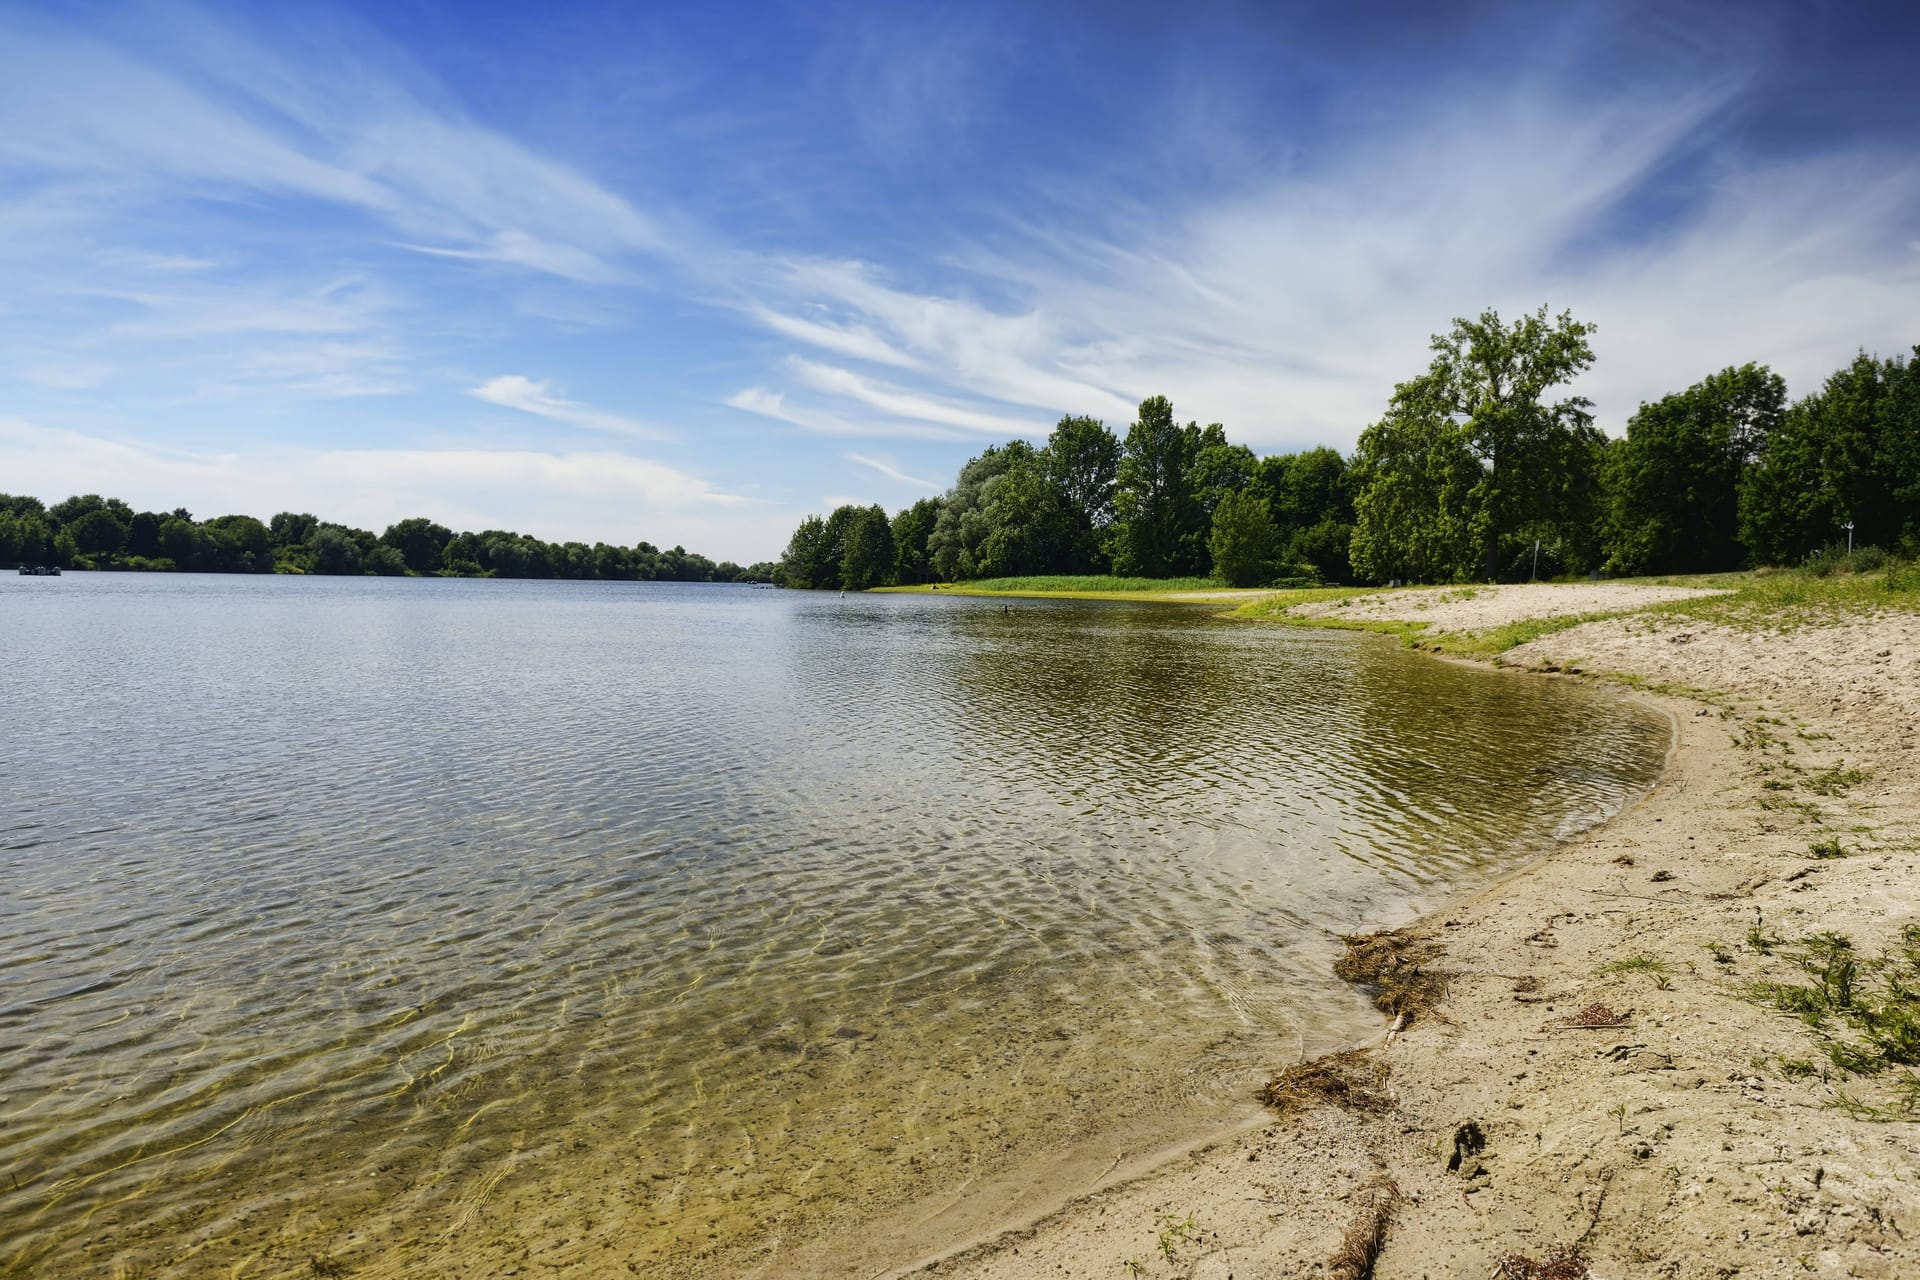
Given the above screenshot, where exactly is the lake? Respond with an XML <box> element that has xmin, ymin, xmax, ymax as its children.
<box><xmin>0</xmin><ymin>574</ymin><xmax>1668</xmax><ymax>1277</ymax></box>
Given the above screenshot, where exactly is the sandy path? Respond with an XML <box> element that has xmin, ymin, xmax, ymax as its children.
<box><xmin>868</xmin><ymin>596</ymin><xmax>1920</xmax><ymax>1280</ymax></box>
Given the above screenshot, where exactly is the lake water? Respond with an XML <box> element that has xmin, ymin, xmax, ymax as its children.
<box><xmin>0</xmin><ymin>575</ymin><xmax>1667</xmax><ymax>1277</ymax></box>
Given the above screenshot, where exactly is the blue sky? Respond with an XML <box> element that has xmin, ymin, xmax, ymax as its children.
<box><xmin>2</xmin><ymin>0</ymin><xmax>1917</xmax><ymax>562</ymax></box>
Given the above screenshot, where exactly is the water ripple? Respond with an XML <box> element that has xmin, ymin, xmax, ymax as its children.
<box><xmin>0</xmin><ymin>575</ymin><xmax>1666</xmax><ymax>1277</ymax></box>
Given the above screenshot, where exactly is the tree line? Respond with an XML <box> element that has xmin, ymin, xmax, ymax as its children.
<box><xmin>783</xmin><ymin>307</ymin><xmax>1920</xmax><ymax>589</ymax></box>
<box><xmin>0</xmin><ymin>495</ymin><xmax>776</xmax><ymax>583</ymax></box>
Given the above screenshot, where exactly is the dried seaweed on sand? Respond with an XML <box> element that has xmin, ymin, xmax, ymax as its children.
<box><xmin>1328</xmin><ymin>1176</ymin><xmax>1401</xmax><ymax>1280</ymax></box>
<box><xmin>1257</xmin><ymin>1049</ymin><xmax>1393</xmax><ymax>1115</ymax></box>
<box><xmin>1335</xmin><ymin>930</ymin><xmax>1449</xmax><ymax>1024</ymax></box>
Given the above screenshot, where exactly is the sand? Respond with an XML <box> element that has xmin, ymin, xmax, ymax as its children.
<box><xmin>1291</xmin><ymin>581</ymin><xmax>1731</xmax><ymax>630</ymax></box>
<box><xmin>868</xmin><ymin>583</ymin><xmax>1920</xmax><ymax>1280</ymax></box>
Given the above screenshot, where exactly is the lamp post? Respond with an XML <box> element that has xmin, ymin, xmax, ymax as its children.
<box><xmin>1844</xmin><ymin>520</ymin><xmax>1855</xmax><ymax>555</ymax></box>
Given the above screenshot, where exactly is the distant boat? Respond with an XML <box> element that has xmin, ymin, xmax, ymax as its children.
<box><xmin>17</xmin><ymin>565</ymin><xmax>61</xmax><ymax>576</ymax></box>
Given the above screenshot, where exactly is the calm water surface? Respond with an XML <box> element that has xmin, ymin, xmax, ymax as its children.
<box><xmin>0</xmin><ymin>575</ymin><xmax>1667</xmax><ymax>1277</ymax></box>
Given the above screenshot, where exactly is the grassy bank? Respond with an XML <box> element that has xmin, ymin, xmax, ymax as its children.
<box><xmin>874</xmin><ymin>575</ymin><xmax>1382</xmax><ymax>605</ymax></box>
<box><xmin>1234</xmin><ymin>563</ymin><xmax>1920</xmax><ymax>658</ymax></box>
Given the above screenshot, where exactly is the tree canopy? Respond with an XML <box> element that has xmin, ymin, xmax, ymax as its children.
<box><xmin>1</xmin><ymin>494</ymin><xmax>773</xmax><ymax>584</ymax></box>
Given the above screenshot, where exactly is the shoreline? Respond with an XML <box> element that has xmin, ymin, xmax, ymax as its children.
<box><xmin>862</xmin><ymin>580</ymin><xmax>1920</xmax><ymax>1279</ymax></box>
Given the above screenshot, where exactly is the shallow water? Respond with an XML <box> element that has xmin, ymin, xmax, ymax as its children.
<box><xmin>0</xmin><ymin>575</ymin><xmax>1667</xmax><ymax>1276</ymax></box>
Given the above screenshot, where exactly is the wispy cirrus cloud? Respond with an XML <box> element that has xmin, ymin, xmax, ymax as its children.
<box><xmin>0</xmin><ymin>8</ymin><xmax>666</xmax><ymax>282</ymax></box>
<box><xmin>731</xmin><ymin>69</ymin><xmax>1920</xmax><ymax>450</ymax></box>
<box><xmin>470</xmin><ymin>376</ymin><xmax>673</xmax><ymax>442</ymax></box>
<box><xmin>724</xmin><ymin>387</ymin><xmax>974</xmax><ymax>441</ymax></box>
<box><xmin>846</xmin><ymin>453</ymin><xmax>939</xmax><ymax>489</ymax></box>
<box><xmin>785</xmin><ymin>356</ymin><xmax>1043</xmax><ymax>436</ymax></box>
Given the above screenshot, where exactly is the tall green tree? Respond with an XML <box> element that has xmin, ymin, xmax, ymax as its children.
<box><xmin>929</xmin><ymin>445</ymin><xmax>1019</xmax><ymax>581</ymax></box>
<box><xmin>1109</xmin><ymin>396</ymin><xmax>1204</xmax><ymax>577</ymax></box>
<box><xmin>839</xmin><ymin>504</ymin><xmax>896</xmax><ymax>590</ymax></box>
<box><xmin>1353</xmin><ymin>306</ymin><xmax>1599</xmax><ymax>580</ymax></box>
<box><xmin>1349</xmin><ymin>405</ymin><xmax>1482</xmax><ymax>583</ymax></box>
<box><xmin>1604</xmin><ymin>364</ymin><xmax>1784</xmax><ymax>575</ymax></box>
<box><xmin>782</xmin><ymin>514</ymin><xmax>830</xmax><ymax>589</ymax></box>
<box><xmin>1740</xmin><ymin>347</ymin><xmax>1920</xmax><ymax>562</ymax></box>
<box><xmin>889</xmin><ymin>497</ymin><xmax>943</xmax><ymax>584</ymax></box>
<box><xmin>1208</xmin><ymin>489</ymin><xmax>1278</xmax><ymax>586</ymax></box>
<box><xmin>1045</xmin><ymin>414</ymin><xmax>1120</xmax><ymax>570</ymax></box>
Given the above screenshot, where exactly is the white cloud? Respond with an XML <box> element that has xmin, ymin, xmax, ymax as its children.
<box><xmin>0</xmin><ymin>418</ymin><xmax>787</xmax><ymax>561</ymax></box>
<box><xmin>748</xmin><ymin>305</ymin><xmax>919</xmax><ymax>369</ymax></box>
<box><xmin>724</xmin><ymin>387</ymin><xmax>973</xmax><ymax>441</ymax></box>
<box><xmin>471</xmin><ymin>375</ymin><xmax>673</xmax><ymax>442</ymax></box>
<box><xmin>846</xmin><ymin>452</ymin><xmax>939</xmax><ymax>490</ymax></box>
<box><xmin>786</xmin><ymin>356</ymin><xmax>1043</xmax><ymax>436</ymax></box>
<box><xmin>734</xmin><ymin>83</ymin><xmax>1920</xmax><ymax>450</ymax></box>
<box><xmin>0</xmin><ymin>9</ymin><xmax>665</xmax><ymax>285</ymax></box>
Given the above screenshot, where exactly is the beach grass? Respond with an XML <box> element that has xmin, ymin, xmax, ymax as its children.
<box><xmin>873</xmin><ymin>575</ymin><xmax>1316</xmax><ymax>602</ymax></box>
<box><xmin>1230</xmin><ymin>560</ymin><xmax>1920</xmax><ymax>656</ymax></box>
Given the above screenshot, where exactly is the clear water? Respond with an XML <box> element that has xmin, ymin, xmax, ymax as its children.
<box><xmin>0</xmin><ymin>575</ymin><xmax>1667</xmax><ymax>1277</ymax></box>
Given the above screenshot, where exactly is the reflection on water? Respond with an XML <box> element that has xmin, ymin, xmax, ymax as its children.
<box><xmin>0</xmin><ymin>576</ymin><xmax>1667</xmax><ymax>1277</ymax></box>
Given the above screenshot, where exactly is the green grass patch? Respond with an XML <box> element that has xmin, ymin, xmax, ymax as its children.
<box><xmin>1600</xmin><ymin>953</ymin><xmax>1674</xmax><ymax>988</ymax></box>
<box><xmin>957</xmin><ymin>574</ymin><xmax>1225</xmax><ymax>593</ymax></box>
<box><xmin>1642</xmin><ymin>561</ymin><xmax>1920</xmax><ymax>631</ymax></box>
<box><xmin>1805</xmin><ymin>765</ymin><xmax>1870</xmax><ymax>796</ymax></box>
<box><xmin>875</xmin><ymin>574</ymin><xmax>1287</xmax><ymax>602</ymax></box>
<box><xmin>1808</xmin><ymin>838</ymin><xmax>1854</xmax><ymax>860</ymax></box>
<box><xmin>1746</xmin><ymin>926</ymin><xmax>1920</xmax><ymax>1106</ymax></box>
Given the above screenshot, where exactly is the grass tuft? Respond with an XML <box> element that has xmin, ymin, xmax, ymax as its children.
<box><xmin>1745</xmin><ymin>925</ymin><xmax>1920</xmax><ymax>1097</ymax></box>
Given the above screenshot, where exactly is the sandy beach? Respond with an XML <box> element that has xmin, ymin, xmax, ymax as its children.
<box><xmin>870</xmin><ymin>581</ymin><xmax>1920</xmax><ymax>1280</ymax></box>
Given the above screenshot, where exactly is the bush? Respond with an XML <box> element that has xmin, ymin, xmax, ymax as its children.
<box><xmin>1852</xmin><ymin>545</ymin><xmax>1888</xmax><ymax>573</ymax></box>
<box><xmin>1804</xmin><ymin>543</ymin><xmax>1847</xmax><ymax>577</ymax></box>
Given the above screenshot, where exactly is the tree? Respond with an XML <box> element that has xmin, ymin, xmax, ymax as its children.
<box><xmin>929</xmin><ymin>445</ymin><xmax>1020</xmax><ymax>581</ymax></box>
<box><xmin>308</xmin><ymin>525</ymin><xmax>363</xmax><ymax>575</ymax></box>
<box><xmin>125</xmin><ymin>511</ymin><xmax>164</xmax><ymax>559</ymax></box>
<box><xmin>1740</xmin><ymin>347</ymin><xmax>1920</xmax><ymax>563</ymax></box>
<box><xmin>1256</xmin><ymin>447</ymin><xmax>1353</xmax><ymax>531</ymax></box>
<box><xmin>1353</xmin><ymin>306</ymin><xmax>1599</xmax><ymax>580</ymax></box>
<box><xmin>1208</xmin><ymin>490</ymin><xmax>1278</xmax><ymax>586</ymax></box>
<box><xmin>890</xmin><ymin>497</ymin><xmax>943</xmax><ymax>584</ymax></box>
<box><xmin>1045</xmin><ymin>415</ymin><xmax>1120</xmax><ymax>569</ymax></box>
<box><xmin>1109</xmin><ymin>396</ymin><xmax>1204</xmax><ymax>577</ymax></box>
<box><xmin>203</xmin><ymin>515</ymin><xmax>273</xmax><ymax>572</ymax></box>
<box><xmin>381</xmin><ymin>517</ymin><xmax>455</xmax><ymax>575</ymax></box>
<box><xmin>365</xmin><ymin>544</ymin><xmax>408</xmax><ymax>576</ymax></box>
<box><xmin>67</xmin><ymin>507</ymin><xmax>128</xmax><ymax>560</ymax></box>
<box><xmin>1604</xmin><ymin>364</ymin><xmax>1784</xmax><ymax>575</ymax></box>
<box><xmin>1349</xmin><ymin>404</ymin><xmax>1482</xmax><ymax>583</ymax></box>
<box><xmin>270</xmin><ymin>512</ymin><xmax>319</xmax><ymax>548</ymax></box>
<box><xmin>782</xmin><ymin>515</ymin><xmax>834</xmax><ymax>589</ymax></box>
<box><xmin>839</xmin><ymin>504</ymin><xmax>896</xmax><ymax>590</ymax></box>
<box><xmin>48</xmin><ymin>493</ymin><xmax>111</xmax><ymax>527</ymax></box>
<box><xmin>158</xmin><ymin>516</ymin><xmax>203</xmax><ymax>570</ymax></box>
<box><xmin>0</xmin><ymin>511</ymin><xmax>52</xmax><ymax>565</ymax></box>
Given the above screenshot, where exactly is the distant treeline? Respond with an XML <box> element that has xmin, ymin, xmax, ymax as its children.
<box><xmin>782</xmin><ymin>307</ymin><xmax>1920</xmax><ymax>589</ymax></box>
<box><xmin>0</xmin><ymin>498</ymin><xmax>777</xmax><ymax>583</ymax></box>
